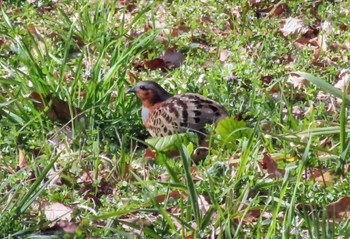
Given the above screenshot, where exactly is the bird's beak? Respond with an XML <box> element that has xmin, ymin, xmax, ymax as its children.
<box><xmin>127</xmin><ymin>86</ymin><xmax>136</xmax><ymax>94</ymax></box>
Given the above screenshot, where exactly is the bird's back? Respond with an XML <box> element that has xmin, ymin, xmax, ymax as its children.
<box><xmin>145</xmin><ymin>93</ymin><xmax>227</xmax><ymax>137</ymax></box>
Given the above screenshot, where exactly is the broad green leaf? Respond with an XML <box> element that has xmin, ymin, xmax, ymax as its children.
<box><xmin>186</xmin><ymin>142</ymin><xmax>194</xmax><ymax>156</ymax></box>
<box><xmin>146</xmin><ymin>132</ymin><xmax>198</xmax><ymax>152</ymax></box>
<box><xmin>215</xmin><ymin>117</ymin><xmax>252</xmax><ymax>148</ymax></box>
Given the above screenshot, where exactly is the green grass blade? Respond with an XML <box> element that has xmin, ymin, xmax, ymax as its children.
<box><xmin>179</xmin><ymin>144</ymin><xmax>201</xmax><ymax>229</ymax></box>
<box><xmin>295</xmin><ymin>71</ymin><xmax>350</xmax><ymax>103</ymax></box>
<box><xmin>15</xmin><ymin>153</ymin><xmax>60</xmax><ymax>215</ymax></box>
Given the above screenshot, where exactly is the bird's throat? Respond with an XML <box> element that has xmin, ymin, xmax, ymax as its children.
<box><xmin>141</xmin><ymin>106</ymin><xmax>150</xmax><ymax>123</ymax></box>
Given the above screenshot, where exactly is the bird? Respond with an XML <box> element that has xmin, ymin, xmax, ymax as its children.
<box><xmin>127</xmin><ymin>80</ymin><xmax>228</xmax><ymax>138</ymax></box>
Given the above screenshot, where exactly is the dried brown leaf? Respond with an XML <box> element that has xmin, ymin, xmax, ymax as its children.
<box><xmin>198</xmin><ymin>195</ymin><xmax>210</xmax><ymax>214</ymax></box>
<box><xmin>203</xmin><ymin>60</ymin><xmax>215</xmax><ymax>69</ymax></box>
<box><xmin>334</xmin><ymin>69</ymin><xmax>350</xmax><ymax>94</ymax></box>
<box><xmin>256</xmin><ymin>4</ymin><xmax>287</xmax><ymax>18</ymax></box>
<box><xmin>134</xmin><ymin>58</ymin><xmax>167</xmax><ymax>71</ymax></box>
<box><xmin>29</xmin><ymin>92</ymin><xmax>83</xmax><ymax>123</ymax></box>
<box><xmin>261</xmin><ymin>75</ymin><xmax>273</xmax><ymax>86</ymax></box>
<box><xmin>330</xmin><ymin>41</ymin><xmax>350</xmax><ymax>51</ymax></box>
<box><xmin>118</xmin><ymin>0</ymin><xmax>136</xmax><ymax>12</ymax></box>
<box><xmin>293</xmin><ymin>37</ymin><xmax>311</xmax><ymax>49</ymax></box>
<box><xmin>273</xmin><ymin>4</ymin><xmax>287</xmax><ymax>16</ymax></box>
<box><xmin>219</xmin><ymin>49</ymin><xmax>232</xmax><ymax>62</ymax></box>
<box><xmin>250</xmin><ymin>0</ymin><xmax>262</xmax><ymax>8</ymax></box>
<box><xmin>280</xmin><ymin>18</ymin><xmax>309</xmax><ymax>37</ymax></box>
<box><xmin>18</xmin><ymin>149</ymin><xmax>28</xmax><ymax>169</ymax></box>
<box><xmin>184</xmin><ymin>233</ymin><xmax>194</xmax><ymax>239</ymax></box>
<box><xmin>317</xmin><ymin>20</ymin><xmax>333</xmax><ymax>51</ymax></box>
<box><xmin>157</xmin><ymin>172</ymin><xmax>169</xmax><ymax>182</ymax></box>
<box><xmin>261</xmin><ymin>152</ymin><xmax>285</xmax><ymax>178</ymax></box>
<box><xmin>162</xmin><ymin>47</ymin><xmax>185</xmax><ymax>68</ymax></box>
<box><xmin>143</xmin><ymin>147</ymin><xmax>157</xmax><ymax>159</ymax></box>
<box><xmin>303</xmin><ymin>167</ymin><xmax>324</xmax><ymax>180</ymax></box>
<box><xmin>44</xmin><ymin>202</ymin><xmax>72</xmax><ymax>221</ymax></box>
<box><xmin>326</xmin><ymin>197</ymin><xmax>350</xmax><ymax>221</ymax></box>
<box><xmin>287</xmin><ymin>73</ymin><xmax>308</xmax><ymax>89</ymax></box>
<box><xmin>155</xmin><ymin>190</ymin><xmax>183</xmax><ymax>203</ymax></box>
<box><xmin>316</xmin><ymin>92</ymin><xmax>338</xmax><ymax>114</ymax></box>
<box><xmin>55</xmin><ymin>220</ymin><xmax>78</xmax><ymax>234</ymax></box>
<box><xmin>292</xmin><ymin>105</ymin><xmax>304</xmax><ymax>120</ymax></box>
<box><xmin>314</xmin><ymin>171</ymin><xmax>334</xmax><ymax>186</ymax></box>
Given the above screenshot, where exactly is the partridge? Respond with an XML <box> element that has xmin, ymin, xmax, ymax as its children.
<box><xmin>128</xmin><ymin>80</ymin><xmax>228</xmax><ymax>138</ymax></box>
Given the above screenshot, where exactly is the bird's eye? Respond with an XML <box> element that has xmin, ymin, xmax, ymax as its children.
<box><xmin>139</xmin><ymin>85</ymin><xmax>147</xmax><ymax>90</ymax></box>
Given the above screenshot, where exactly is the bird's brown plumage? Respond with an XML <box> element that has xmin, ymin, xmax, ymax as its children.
<box><xmin>128</xmin><ymin>80</ymin><xmax>228</xmax><ymax>137</ymax></box>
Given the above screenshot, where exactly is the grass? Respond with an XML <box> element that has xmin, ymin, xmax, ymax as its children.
<box><xmin>1</xmin><ymin>0</ymin><xmax>350</xmax><ymax>238</ymax></box>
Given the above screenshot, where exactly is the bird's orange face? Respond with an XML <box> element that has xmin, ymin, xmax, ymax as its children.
<box><xmin>128</xmin><ymin>80</ymin><xmax>173</xmax><ymax>108</ymax></box>
<box><xmin>128</xmin><ymin>84</ymin><xmax>157</xmax><ymax>108</ymax></box>
<box><xmin>135</xmin><ymin>88</ymin><xmax>157</xmax><ymax>108</ymax></box>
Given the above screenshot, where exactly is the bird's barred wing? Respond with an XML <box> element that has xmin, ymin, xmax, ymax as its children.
<box><xmin>145</xmin><ymin>93</ymin><xmax>227</xmax><ymax>137</ymax></box>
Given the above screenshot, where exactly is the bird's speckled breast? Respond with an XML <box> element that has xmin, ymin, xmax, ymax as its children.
<box><xmin>141</xmin><ymin>106</ymin><xmax>149</xmax><ymax>123</ymax></box>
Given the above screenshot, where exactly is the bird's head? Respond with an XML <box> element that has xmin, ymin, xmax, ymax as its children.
<box><xmin>127</xmin><ymin>80</ymin><xmax>173</xmax><ymax>107</ymax></box>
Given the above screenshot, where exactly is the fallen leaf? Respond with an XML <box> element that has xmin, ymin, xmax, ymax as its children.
<box><xmin>27</xmin><ymin>24</ymin><xmax>39</xmax><ymax>35</ymax></box>
<box><xmin>162</xmin><ymin>47</ymin><xmax>185</xmax><ymax>68</ymax></box>
<box><xmin>184</xmin><ymin>233</ymin><xmax>194</xmax><ymax>239</ymax></box>
<box><xmin>318</xmin><ymin>20</ymin><xmax>333</xmax><ymax>51</ymax></box>
<box><xmin>293</xmin><ymin>37</ymin><xmax>311</xmax><ymax>49</ymax></box>
<box><xmin>200</xmin><ymin>15</ymin><xmax>213</xmax><ymax>24</ymax></box>
<box><xmin>330</xmin><ymin>41</ymin><xmax>350</xmax><ymax>51</ymax></box>
<box><xmin>119</xmin><ymin>212</ymin><xmax>157</xmax><ymax>235</ymax></box>
<box><xmin>37</xmin><ymin>5</ymin><xmax>55</xmax><ymax>14</ymax></box>
<box><xmin>118</xmin><ymin>0</ymin><xmax>136</xmax><ymax>12</ymax></box>
<box><xmin>334</xmin><ymin>69</ymin><xmax>350</xmax><ymax>94</ymax></box>
<box><xmin>29</xmin><ymin>92</ymin><xmax>83</xmax><ymax>123</ymax></box>
<box><xmin>273</xmin><ymin>4</ymin><xmax>287</xmax><ymax>16</ymax></box>
<box><xmin>18</xmin><ymin>149</ymin><xmax>27</xmax><ymax>169</ymax></box>
<box><xmin>177</xmin><ymin>23</ymin><xmax>191</xmax><ymax>33</ymax></box>
<box><xmin>170</xmin><ymin>28</ymin><xmax>181</xmax><ymax>38</ymax></box>
<box><xmin>55</xmin><ymin>220</ymin><xmax>78</xmax><ymax>234</ymax></box>
<box><xmin>287</xmin><ymin>73</ymin><xmax>308</xmax><ymax>89</ymax></box>
<box><xmin>314</xmin><ymin>171</ymin><xmax>334</xmax><ymax>186</ymax></box>
<box><xmin>292</xmin><ymin>105</ymin><xmax>304</xmax><ymax>120</ymax></box>
<box><xmin>198</xmin><ymin>195</ymin><xmax>210</xmax><ymax>214</ymax></box>
<box><xmin>44</xmin><ymin>202</ymin><xmax>72</xmax><ymax>221</ymax></box>
<box><xmin>134</xmin><ymin>58</ymin><xmax>167</xmax><ymax>70</ymax></box>
<box><xmin>280</xmin><ymin>18</ymin><xmax>309</xmax><ymax>37</ymax></box>
<box><xmin>219</xmin><ymin>49</ymin><xmax>232</xmax><ymax>62</ymax></box>
<box><xmin>242</xmin><ymin>209</ymin><xmax>261</xmax><ymax>224</ymax></box>
<box><xmin>232</xmin><ymin>6</ymin><xmax>241</xmax><ymax>19</ymax></box>
<box><xmin>143</xmin><ymin>147</ymin><xmax>157</xmax><ymax>159</ymax></box>
<box><xmin>326</xmin><ymin>197</ymin><xmax>350</xmax><ymax>221</ymax></box>
<box><xmin>155</xmin><ymin>190</ymin><xmax>183</xmax><ymax>203</ymax></box>
<box><xmin>319</xmin><ymin>136</ymin><xmax>332</xmax><ymax>148</ymax></box>
<box><xmin>339</xmin><ymin>23</ymin><xmax>348</xmax><ymax>31</ymax></box>
<box><xmin>203</xmin><ymin>60</ymin><xmax>215</xmax><ymax>69</ymax></box>
<box><xmin>250</xmin><ymin>0</ymin><xmax>262</xmax><ymax>8</ymax></box>
<box><xmin>302</xmin><ymin>167</ymin><xmax>323</xmax><ymax>180</ymax></box>
<box><xmin>6</xmin><ymin>8</ymin><xmax>22</xmax><ymax>15</ymax></box>
<box><xmin>233</xmin><ymin>203</ymin><xmax>275</xmax><ymax>226</ymax></box>
<box><xmin>261</xmin><ymin>152</ymin><xmax>285</xmax><ymax>178</ymax></box>
<box><xmin>261</xmin><ymin>75</ymin><xmax>273</xmax><ymax>86</ymax></box>
<box><xmin>157</xmin><ymin>172</ymin><xmax>169</xmax><ymax>182</ymax></box>
<box><xmin>316</xmin><ymin>92</ymin><xmax>338</xmax><ymax>114</ymax></box>
<box><xmin>256</xmin><ymin>3</ymin><xmax>287</xmax><ymax>18</ymax></box>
